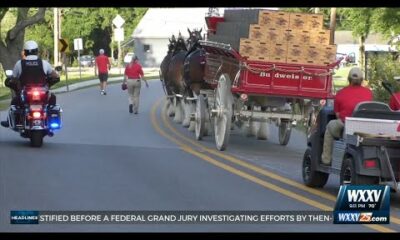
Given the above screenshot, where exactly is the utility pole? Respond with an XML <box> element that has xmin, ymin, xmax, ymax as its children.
<box><xmin>329</xmin><ymin>8</ymin><xmax>337</xmax><ymax>45</ymax></box>
<box><xmin>112</xmin><ymin>14</ymin><xmax>125</xmax><ymax>75</ymax></box>
<box><xmin>118</xmin><ymin>40</ymin><xmax>122</xmax><ymax>74</ymax></box>
<box><xmin>111</xmin><ymin>23</ymin><xmax>114</xmax><ymax>62</ymax></box>
<box><xmin>53</xmin><ymin>8</ymin><xmax>59</xmax><ymax>66</ymax></box>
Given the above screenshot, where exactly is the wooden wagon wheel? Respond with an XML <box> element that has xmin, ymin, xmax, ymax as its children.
<box><xmin>194</xmin><ymin>94</ymin><xmax>206</xmax><ymax>140</ymax></box>
<box><xmin>279</xmin><ymin>119</ymin><xmax>292</xmax><ymax>146</ymax></box>
<box><xmin>214</xmin><ymin>73</ymin><xmax>233</xmax><ymax>151</ymax></box>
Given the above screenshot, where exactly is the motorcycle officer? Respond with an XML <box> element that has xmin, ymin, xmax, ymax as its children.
<box><xmin>1</xmin><ymin>40</ymin><xmax>60</xmax><ymax>128</ymax></box>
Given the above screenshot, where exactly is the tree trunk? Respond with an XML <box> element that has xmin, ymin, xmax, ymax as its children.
<box><xmin>0</xmin><ymin>46</ymin><xmax>20</xmax><ymax>70</ymax></box>
<box><xmin>359</xmin><ymin>35</ymin><xmax>365</xmax><ymax>72</ymax></box>
<box><xmin>329</xmin><ymin>8</ymin><xmax>337</xmax><ymax>45</ymax></box>
<box><xmin>0</xmin><ymin>8</ymin><xmax>46</xmax><ymax>70</ymax></box>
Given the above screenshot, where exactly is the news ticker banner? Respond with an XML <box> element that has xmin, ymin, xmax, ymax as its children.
<box><xmin>11</xmin><ymin>211</ymin><xmax>333</xmax><ymax>224</ymax></box>
<box><xmin>334</xmin><ymin>185</ymin><xmax>390</xmax><ymax>224</ymax></box>
<box><xmin>10</xmin><ymin>185</ymin><xmax>392</xmax><ymax>225</ymax></box>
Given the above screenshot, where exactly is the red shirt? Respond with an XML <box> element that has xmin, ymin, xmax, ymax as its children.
<box><xmin>95</xmin><ymin>55</ymin><xmax>110</xmax><ymax>74</ymax></box>
<box><xmin>124</xmin><ymin>62</ymin><xmax>144</xmax><ymax>79</ymax></box>
<box><xmin>389</xmin><ymin>93</ymin><xmax>400</xmax><ymax>111</ymax></box>
<box><xmin>334</xmin><ymin>85</ymin><xmax>373</xmax><ymax>122</ymax></box>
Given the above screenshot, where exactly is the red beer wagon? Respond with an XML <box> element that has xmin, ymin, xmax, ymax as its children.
<box><xmin>195</xmin><ymin>40</ymin><xmax>341</xmax><ymax>150</ymax></box>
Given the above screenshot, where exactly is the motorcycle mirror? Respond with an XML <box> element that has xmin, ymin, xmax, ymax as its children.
<box><xmin>55</xmin><ymin>66</ymin><xmax>62</xmax><ymax>72</ymax></box>
<box><xmin>5</xmin><ymin>70</ymin><xmax>13</xmax><ymax>77</ymax></box>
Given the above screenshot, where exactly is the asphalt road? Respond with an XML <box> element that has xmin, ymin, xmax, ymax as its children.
<box><xmin>0</xmin><ymin>80</ymin><xmax>399</xmax><ymax>232</ymax></box>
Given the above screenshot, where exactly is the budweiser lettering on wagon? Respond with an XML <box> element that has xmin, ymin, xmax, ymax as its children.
<box><xmin>259</xmin><ymin>72</ymin><xmax>313</xmax><ymax>80</ymax></box>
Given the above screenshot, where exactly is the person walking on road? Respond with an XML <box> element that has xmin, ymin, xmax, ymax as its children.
<box><xmin>95</xmin><ymin>49</ymin><xmax>111</xmax><ymax>95</ymax></box>
<box><xmin>123</xmin><ymin>55</ymin><xmax>148</xmax><ymax>114</ymax></box>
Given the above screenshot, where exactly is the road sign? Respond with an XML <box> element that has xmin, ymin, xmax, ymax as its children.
<box><xmin>114</xmin><ymin>28</ymin><xmax>124</xmax><ymax>42</ymax></box>
<box><xmin>74</xmin><ymin>38</ymin><xmax>83</xmax><ymax>51</ymax></box>
<box><xmin>58</xmin><ymin>38</ymin><xmax>69</xmax><ymax>53</ymax></box>
<box><xmin>113</xmin><ymin>14</ymin><xmax>125</xmax><ymax>28</ymax></box>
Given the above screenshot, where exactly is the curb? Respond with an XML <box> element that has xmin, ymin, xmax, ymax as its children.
<box><xmin>52</xmin><ymin>76</ymin><xmax>124</xmax><ymax>94</ymax></box>
<box><xmin>0</xmin><ymin>75</ymin><xmax>159</xmax><ymax>108</ymax></box>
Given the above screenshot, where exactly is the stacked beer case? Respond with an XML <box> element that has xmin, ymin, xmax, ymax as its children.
<box><xmin>208</xmin><ymin>9</ymin><xmax>337</xmax><ymax>66</ymax></box>
<box><xmin>207</xmin><ymin>9</ymin><xmax>260</xmax><ymax>51</ymax></box>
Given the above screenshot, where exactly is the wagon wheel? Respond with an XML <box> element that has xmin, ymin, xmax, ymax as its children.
<box><xmin>279</xmin><ymin>119</ymin><xmax>292</xmax><ymax>146</ymax></box>
<box><xmin>195</xmin><ymin>94</ymin><xmax>206</xmax><ymax>140</ymax></box>
<box><xmin>214</xmin><ymin>73</ymin><xmax>233</xmax><ymax>151</ymax></box>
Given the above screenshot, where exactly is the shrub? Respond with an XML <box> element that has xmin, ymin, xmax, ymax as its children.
<box><xmin>367</xmin><ymin>54</ymin><xmax>400</xmax><ymax>103</ymax></box>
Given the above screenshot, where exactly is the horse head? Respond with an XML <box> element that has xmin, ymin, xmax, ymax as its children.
<box><xmin>168</xmin><ymin>35</ymin><xmax>177</xmax><ymax>54</ymax></box>
<box><xmin>175</xmin><ymin>33</ymin><xmax>187</xmax><ymax>52</ymax></box>
<box><xmin>170</xmin><ymin>34</ymin><xmax>177</xmax><ymax>44</ymax></box>
<box><xmin>167</xmin><ymin>42</ymin><xmax>174</xmax><ymax>53</ymax></box>
<box><xmin>187</xmin><ymin>28</ymin><xmax>203</xmax><ymax>50</ymax></box>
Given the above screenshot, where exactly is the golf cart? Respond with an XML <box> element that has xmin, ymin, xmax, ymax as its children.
<box><xmin>302</xmin><ymin>79</ymin><xmax>400</xmax><ymax>191</ymax></box>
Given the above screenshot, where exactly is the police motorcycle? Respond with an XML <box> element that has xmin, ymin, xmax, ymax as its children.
<box><xmin>302</xmin><ymin>78</ymin><xmax>400</xmax><ymax>191</ymax></box>
<box><xmin>3</xmin><ymin>67</ymin><xmax>63</xmax><ymax>147</ymax></box>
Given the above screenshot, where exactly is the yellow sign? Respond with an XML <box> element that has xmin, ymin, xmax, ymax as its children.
<box><xmin>58</xmin><ymin>38</ymin><xmax>70</xmax><ymax>53</ymax></box>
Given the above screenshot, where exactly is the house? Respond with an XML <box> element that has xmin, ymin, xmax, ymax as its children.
<box><xmin>334</xmin><ymin>30</ymin><xmax>396</xmax><ymax>64</ymax></box>
<box><xmin>131</xmin><ymin>8</ymin><xmax>210</xmax><ymax>68</ymax></box>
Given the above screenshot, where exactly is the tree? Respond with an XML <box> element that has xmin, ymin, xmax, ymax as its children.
<box><xmin>0</xmin><ymin>8</ymin><xmax>46</xmax><ymax>70</ymax></box>
<box><xmin>366</xmin><ymin>54</ymin><xmax>400</xmax><ymax>102</ymax></box>
<box><xmin>340</xmin><ymin>8</ymin><xmax>375</xmax><ymax>72</ymax></box>
<box><xmin>60</xmin><ymin>8</ymin><xmax>147</xmax><ymax>63</ymax></box>
<box><xmin>24</xmin><ymin>9</ymin><xmax>54</xmax><ymax>61</ymax></box>
<box><xmin>371</xmin><ymin>8</ymin><xmax>400</xmax><ymax>42</ymax></box>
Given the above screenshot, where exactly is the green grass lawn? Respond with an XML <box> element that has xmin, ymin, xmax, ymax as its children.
<box><xmin>0</xmin><ymin>87</ymin><xmax>10</xmax><ymax>100</ymax></box>
<box><xmin>333</xmin><ymin>66</ymin><xmax>351</xmax><ymax>89</ymax></box>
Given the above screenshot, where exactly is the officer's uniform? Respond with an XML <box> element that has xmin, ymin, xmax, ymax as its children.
<box><xmin>10</xmin><ymin>55</ymin><xmax>54</xmax><ymax>106</ymax></box>
<box><xmin>13</xmin><ymin>55</ymin><xmax>53</xmax><ymax>80</ymax></box>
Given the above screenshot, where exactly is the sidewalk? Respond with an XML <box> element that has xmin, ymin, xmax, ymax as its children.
<box><xmin>54</xmin><ymin>67</ymin><xmax>159</xmax><ymax>94</ymax></box>
<box><xmin>52</xmin><ymin>76</ymin><xmax>124</xmax><ymax>94</ymax></box>
<box><xmin>0</xmin><ymin>68</ymin><xmax>160</xmax><ymax>109</ymax></box>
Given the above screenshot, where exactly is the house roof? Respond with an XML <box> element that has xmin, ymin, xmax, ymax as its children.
<box><xmin>132</xmin><ymin>8</ymin><xmax>278</xmax><ymax>39</ymax></box>
<box><xmin>132</xmin><ymin>8</ymin><xmax>210</xmax><ymax>39</ymax></box>
<box><xmin>334</xmin><ymin>31</ymin><xmax>389</xmax><ymax>45</ymax></box>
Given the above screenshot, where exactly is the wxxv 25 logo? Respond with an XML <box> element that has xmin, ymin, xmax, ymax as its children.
<box><xmin>334</xmin><ymin>185</ymin><xmax>390</xmax><ymax>224</ymax></box>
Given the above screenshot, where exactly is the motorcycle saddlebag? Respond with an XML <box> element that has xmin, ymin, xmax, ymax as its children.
<box><xmin>48</xmin><ymin>104</ymin><xmax>62</xmax><ymax>129</ymax></box>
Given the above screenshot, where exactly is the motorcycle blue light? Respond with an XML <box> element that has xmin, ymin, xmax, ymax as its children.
<box><xmin>50</xmin><ymin>122</ymin><xmax>60</xmax><ymax>129</ymax></box>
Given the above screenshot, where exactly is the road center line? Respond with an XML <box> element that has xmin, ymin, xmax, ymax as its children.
<box><xmin>150</xmin><ymin>99</ymin><xmax>395</xmax><ymax>233</ymax></box>
<box><xmin>160</xmin><ymin>100</ymin><xmax>400</xmax><ymax>226</ymax></box>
